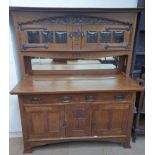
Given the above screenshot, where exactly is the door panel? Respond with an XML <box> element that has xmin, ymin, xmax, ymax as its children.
<box><xmin>65</xmin><ymin>104</ymin><xmax>91</xmax><ymax>137</ymax></box>
<box><xmin>111</xmin><ymin>109</ymin><xmax>129</xmax><ymax>133</ymax></box>
<box><xmin>81</xmin><ymin>25</ymin><xmax>131</xmax><ymax>51</ymax></box>
<box><xmin>20</xmin><ymin>24</ymin><xmax>72</xmax><ymax>51</ymax></box>
<box><xmin>92</xmin><ymin>103</ymin><xmax>129</xmax><ymax>136</ymax></box>
<box><xmin>25</xmin><ymin>105</ymin><xmax>65</xmax><ymax>138</ymax></box>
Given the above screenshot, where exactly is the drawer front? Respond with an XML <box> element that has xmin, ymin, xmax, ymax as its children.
<box><xmin>23</xmin><ymin>94</ymin><xmax>79</xmax><ymax>104</ymax></box>
<box><xmin>80</xmin><ymin>92</ymin><xmax>132</xmax><ymax>103</ymax></box>
<box><xmin>22</xmin><ymin>92</ymin><xmax>132</xmax><ymax>105</ymax></box>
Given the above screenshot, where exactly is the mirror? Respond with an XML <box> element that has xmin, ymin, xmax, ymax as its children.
<box><xmin>31</xmin><ymin>57</ymin><xmax>117</xmax><ymax>71</ymax></box>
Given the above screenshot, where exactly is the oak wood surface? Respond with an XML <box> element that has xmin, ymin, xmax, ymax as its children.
<box><xmin>10</xmin><ymin>74</ymin><xmax>143</xmax><ymax>95</ymax></box>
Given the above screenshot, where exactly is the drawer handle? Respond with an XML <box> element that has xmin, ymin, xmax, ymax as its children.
<box><xmin>114</xmin><ymin>95</ymin><xmax>125</xmax><ymax>100</ymax></box>
<box><xmin>60</xmin><ymin>96</ymin><xmax>72</xmax><ymax>103</ymax></box>
<box><xmin>31</xmin><ymin>97</ymin><xmax>41</xmax><ymax>103</ymax></box>
<box><xmin>85</xmin><ymin>95</ymin><xmax>96</xmax><ymax>102</ymax></box>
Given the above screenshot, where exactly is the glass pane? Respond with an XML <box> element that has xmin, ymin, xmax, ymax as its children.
<box><xmin>87</xmin><ymin>31</ymin><xmax>98</xmax><ymax>43</ymax></box>
<box><xmin>55</xmin><ymin>32</ymin><xmax>67</xmax><ymax>43</ymax></box>
<box><xmin>42</xmin><ymin>31</ymin><xmax>53</xmax><ymax>43</ymax></box>
<box><xmin>113</xmin><ymin>31</ymin><xmax>124</xmax><ymax>43</ymax></box>
<box><xmin>100</xmin><ymin>31</ymin><xmax>111</xmax><ymax>43</ymax></box>
<box><xmin>27</xmin><ymin>31</ymin><xmax>40</xmax><ymax>43</ymax></box>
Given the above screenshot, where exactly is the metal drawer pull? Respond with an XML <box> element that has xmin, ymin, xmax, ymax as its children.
<box><xmin>31</xmin><ymin>97</ymin><xmax>41</xmax><ymax>103</ymax></box>
<box><xmin>60</xmin><ymin>96</ymin><xmax>72</xmax><ymax>103</ymax></box>
<box><xmin>114</xmin><ymin>95</ymin><xmax>125</xmax><ymax>100</ymax></box>
<box><xmin>85</xmin><ymin>95</ymin><xmax>96</xmax><ymax>102</ymax></box>
<box><xmin>22</xmin><ymin>43</ymin><xmax>49</xmax><ymax>50</ymax></box>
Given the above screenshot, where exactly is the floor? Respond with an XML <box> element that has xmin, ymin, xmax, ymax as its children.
<box><xmin>10</xmin><ymin>136</ymin><xmax>145</xmax><ymax>155</ymax></box>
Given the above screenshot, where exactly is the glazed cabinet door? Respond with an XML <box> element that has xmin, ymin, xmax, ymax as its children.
<box><xmin>65</xmin><ymin>104</ymin><xmax>91</xmax><ymax>137</ymax></box>
<box><xmin>24</xmin><ymin>105</ymin><xmax>65</xmax><ymax>139</ymax></box>
<box><xmin>19</xmin><ymin>24</ymin><xmax>72</xmax><ymax>51</ymax></box>
<box><xmin>91</xmin><ymin>103</ymin><xmax>129</xmax><ymax>136</ymax></box>
<box><xmin>81</xmin><ymin>25</ymin><xmax>131</xmax><ymax>51</ymax></box>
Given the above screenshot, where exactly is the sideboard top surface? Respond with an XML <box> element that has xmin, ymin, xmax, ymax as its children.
<box><xmin>10</xmin><ymin>74</ymin><xmax>143</xmax><ymax>95</ymax></box>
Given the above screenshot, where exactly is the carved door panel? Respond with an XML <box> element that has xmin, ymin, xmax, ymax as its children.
<box><xmin>24</xmin><ymin>105</ymin><xmax>65</xmax><ymax>138</ymax></box>
<box><xmin>19</xmin><ymin>24</ymin><xmax>72</xmax><ymax>51</ymax></box>
<box><xmin>65</xmin><ymin>104</ymin><xmax>91</xmax><ymax>137</ymax></box>
<box><xmin>81</xmin><ymin>24</ymin><xmax>131</xmax><ymax>51</ymax></box>
<box><xmin>91</xmin><ymin>103</ymin><xmax>129</xmax><ymax>136</ymax></box>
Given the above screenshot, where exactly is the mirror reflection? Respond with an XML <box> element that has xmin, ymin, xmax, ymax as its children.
<box><xmin>31</xmin><ymin>57</ymin><xmax>117</xmax><ymax>71</ymax></box>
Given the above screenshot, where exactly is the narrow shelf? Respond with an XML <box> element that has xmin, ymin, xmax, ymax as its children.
<box><xmin>22</xmin><ymin>50</ymin><xmax>131</xmax><ymax>59</ymax></box>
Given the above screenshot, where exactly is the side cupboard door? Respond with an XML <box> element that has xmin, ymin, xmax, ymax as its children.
<box><xmin>91</xmin><ymin>103</ymin><xmax>130</xmax><ymax>136</ymax></box>
<box><xmin>19</xmin><ymin>24</ymin><xmax>73</xmax><ymax>51</ymax></box>
<box><xmin>24</xmin><ymin>104</ymin><xmax>65</xmax><ymax>139</ymax></box>
<box><xmin>81</xmin><ymin>24</ymin><xmax>131</xmax><ymax>51</ymax></box>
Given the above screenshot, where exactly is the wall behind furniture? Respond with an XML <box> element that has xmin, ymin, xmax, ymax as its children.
<box><xmin>9</xmin><ymin>16</ymin><xmax>22</xmax><ymax>136</ymax></box>
<box><xmin>9</xmin><ymin>0</ymin><xmax>138</xmax><ymax>8</ymax></box>
<box><xmin>9</xmin><ymin>0</ymin><xmax>138</xmax><ymax>137</ymax></box>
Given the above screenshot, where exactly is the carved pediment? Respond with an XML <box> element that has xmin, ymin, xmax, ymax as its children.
<box><xmin>20</xmin><ymin>15</ymin><xmax>131</xmax><ymax>27</ymax></box>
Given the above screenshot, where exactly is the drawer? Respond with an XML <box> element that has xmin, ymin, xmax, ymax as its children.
<box><xmin>22</xmin><ymin>94</ymin><xmax>79</xmax><ymax>104</ymax></box>
<box><xmin>80</xmin><ymin>92</ymin><xmax>132</xmax><ymax>103</ymax></box>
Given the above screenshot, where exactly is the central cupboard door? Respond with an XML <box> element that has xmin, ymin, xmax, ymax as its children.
<box><xmin>91</xmin><ymin>103</ymin><xmax>130</xmax><ymax>135</ymax></box>
<box><xmin>24</xmin><ymin>105</ymin><xmax>65</xmax><ymax>138</ymax></box>
<box><xmin>65</xmin><ymin>104</ymin><xmax>91</xmax><ymax>137</ymax></box>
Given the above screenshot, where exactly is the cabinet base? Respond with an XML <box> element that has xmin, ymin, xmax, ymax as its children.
<box><xmin>23</xmin><ymin>136</ymin><xmax>130</xmax><ymax>153</ymax></box>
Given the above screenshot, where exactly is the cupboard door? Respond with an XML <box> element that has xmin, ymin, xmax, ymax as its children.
<box><xmin>24</xmin><ymin>105</ymin><xmax>65</xmax><ymax>138</ymax></box>
<box><xmin>20</xmin><ymin>24</ymin><xmax>72</xmax><ymax>51</ymax></box>
<box><xmin>91</xmin><ymin>103</ymin><xmax>129</xmax><ymax>136</ymax></box>
<box><xmin>81</xmin><ymin>25</ymin><xmax>130</xmax><ymax>51</ymax></box>
<box><xmin>65</xmin><ymin>104</ymin><xmax>91</xmax><ymax>137</ymax></box>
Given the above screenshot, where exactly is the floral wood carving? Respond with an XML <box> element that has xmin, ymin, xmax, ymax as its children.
<box><xmin>19</xmin><ymin>15</ymin><xmax>132</xmax><ymax>27</ymax></box>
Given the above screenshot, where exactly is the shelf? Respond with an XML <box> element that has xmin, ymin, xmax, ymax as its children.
<box><xmin>22</xmin><ymin>50</ymin><xmax>131</xmax><ymax>59</ymax></box>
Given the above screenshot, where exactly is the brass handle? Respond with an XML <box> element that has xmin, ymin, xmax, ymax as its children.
<box><xmin>31</xmin><ymin>97</ymin><xmax>41</xmax><ymax>104</ymax></box>
<box><xmin>85</xmin><ymin>95</ymin><xmax>96</xmax><ymax>102</ymax></box>
<box><xmin>60</xmin><ymin>96</ymin><xmax>72</xmax><ymax>103</ymax></box>
<box><xmin>114</xmin><ymin>95</ymin><xmax>125</xmax><ymax>100</ymax></box>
